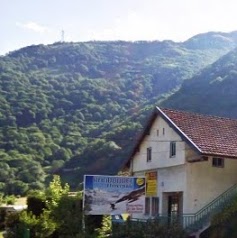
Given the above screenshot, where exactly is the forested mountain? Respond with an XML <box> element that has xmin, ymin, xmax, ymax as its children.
<box><xmin>0</xmin><ymin>31</ymin><xmax>237</xmax><ymax>194</ymax></box>
<box><xmin>162</xmin><ymin>46</ymin><xmax>237</xmax><ymax>118</ymax></box>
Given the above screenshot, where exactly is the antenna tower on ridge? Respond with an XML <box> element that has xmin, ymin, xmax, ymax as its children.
<box><xmin>61</xmin><ymin>30</ymin><xmax>65</xmax><ymax>42</ymax></box>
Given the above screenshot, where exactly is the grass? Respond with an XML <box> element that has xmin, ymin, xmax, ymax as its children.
<box><xmin>15</xmin><ymin>197</ymin><xmax>27</xmax><ymax>206</ymax></box>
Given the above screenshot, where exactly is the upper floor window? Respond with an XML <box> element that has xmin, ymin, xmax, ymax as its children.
<box><xmin>147</xmin><ymin>147</ymin><xmax>152</xmax><ymax>162</ymax></box>
<box><xmin>212</xmin><ymin>157</ymin><xmax>224</xmax><ymax>168</ymax></box>
<box><xmin>163</xmin><ymin>128</ymin><xmax>165</xmax><ymax>135</ymax></box>
<box><xmin>170</xmin><ymin>141</ymin><xmax>176</xmax><ymax>157</ymax></box>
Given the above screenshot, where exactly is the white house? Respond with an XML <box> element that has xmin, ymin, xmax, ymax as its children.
<box><xmin>124</xmin><ymin>107</ymin><xmax>237</xmax><ymax>231</ymax></box>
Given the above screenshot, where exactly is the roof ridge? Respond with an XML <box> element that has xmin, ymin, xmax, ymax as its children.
<box><xmin>159</xmin><ymin>107</ymin><xmax>237</xmax><ymax>122</ymax></box>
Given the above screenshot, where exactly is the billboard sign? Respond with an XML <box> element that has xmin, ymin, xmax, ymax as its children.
<box><xmin>83</xmin><ymin>175</ymin><xmax>146</xmax><ymax>215</ymax></box>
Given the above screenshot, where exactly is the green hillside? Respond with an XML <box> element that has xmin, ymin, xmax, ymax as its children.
<box><xmin>162</xmin><ymin>46</ymin><xmax>237</xmax><ymax>118</ymax></box>
<box><xmin>0</xmin><ymin>31</ymin><xmax>237</xmax><ymax>193</ymax></box>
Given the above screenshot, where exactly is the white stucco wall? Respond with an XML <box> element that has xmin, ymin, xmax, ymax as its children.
<box><xmin>131</xmin><ymin>116</ymin><xmax>186</xmax><ymax>173</ymax></box>
<box><xmin>132</xmin><ymin>165</ymin><xmax>187</xmax><ymax>218</ymax></box>
<box><xmin>158</xmin><ymin>164</ymin><xmax>187</xmax><ymax>214</ymax></box>
<box><xmin>185</xmin><ymin>157</ymin><xmax>237</xmax><ymax>213</ymax></box>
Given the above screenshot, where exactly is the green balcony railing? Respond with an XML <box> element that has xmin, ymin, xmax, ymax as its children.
<box><xmin>121</xmin><ymin>184</ymin><xmax>237</xmax><ymax>235</ymax></box>
<box><xmin>159</xmin><ymin>183</ymin><xmax>237</xmax><ymax>233</ymax></box>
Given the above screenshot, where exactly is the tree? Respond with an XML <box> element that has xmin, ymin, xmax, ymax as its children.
<box><xmin>5</xmin><ymin>180</ymin><xmax>29</xmax><ymax>196</ymax></box>
<box><xmin>45</xmin><ymin>175</ymin><xmax>69</xmax><ymax>210</ymax></box>
<box><xmin>5</xmin><ymin>176</ymin><xmax>70</xmax><ymax>238</ymax></box>
<box><xmin>52</xmin><ymin>195</ymin><xmax>84</xmax><ymax>237</ymax></box>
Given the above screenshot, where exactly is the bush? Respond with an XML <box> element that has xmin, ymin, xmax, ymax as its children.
<box><xmin>4</xmin><ymin>195</ymin><xmax>16</xmax><ymax>205</ymax></box>
<box><xmin>27</xmin><ymin>194</ymin><xmax>46</xmax><ymax>216</ymax></box>
<box><xmin>111</xmin><ymin>219</ymin><xmax>186</xmax><ymax>238</ymax></box>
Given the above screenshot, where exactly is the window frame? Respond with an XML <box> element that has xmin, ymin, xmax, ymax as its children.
<box><xmin>170</xmin><ymin>141</ymin><xmax>176</xmax><ymax>158</ymax></box>
<box><xmin>212</xmin><ymin>157</ymin><xmax>224</xmax><ymax>168</ymax></box>
<box><xmin>151</xmin><ymin>197</ymin><xmax>159</xmax><ymax>216</ymax></box>
<box><xmin>147</xmin><ymin>147</ymin><xmax>152</xmax><ymax>162</ymax></box>
<box><xmin>145</xmin><ymin>197</ymin><xmax>150</xmax><ymax>215</ymax></box>
<box><xmin>145</xmin><ymin>196</ymin><xmax>159</xmax><ymax>216</ymax></box>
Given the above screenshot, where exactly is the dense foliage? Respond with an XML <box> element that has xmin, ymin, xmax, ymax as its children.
<box><xmin>111</xmin><ymin>219</ymin><xmax>186</xmax><ymax>238</ymax></box>
<box><xmin>5</xmin><ymin>176</ymin><xmax>86</xmax><ymax>238</ymax></box>
<box><xmin>163</xmin><ymin>47</ymin><xmax>237</xmax><ymax>118</ymax></box>
<box><xmin>0</xmin><ymin>32</ymin><xmax>237</xmax><ymax>193</ymax></box>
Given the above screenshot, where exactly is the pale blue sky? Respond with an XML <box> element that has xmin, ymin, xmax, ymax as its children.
<box><xmin>1</xmin><ymin>0</ymin><xmax>237</xmax><ymax>55</ymax></box>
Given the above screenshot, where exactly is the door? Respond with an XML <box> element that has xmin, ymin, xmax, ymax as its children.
<box><xmin>167</xmin><ymin>192</ymin><xmax>183</xmax><ymax>223</ymax></box>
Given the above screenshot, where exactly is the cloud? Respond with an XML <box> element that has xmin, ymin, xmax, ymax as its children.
<box><xmin>16</xmin><ymin>21</ymin><xmax>50</xmax><ymax>34</ymax></box>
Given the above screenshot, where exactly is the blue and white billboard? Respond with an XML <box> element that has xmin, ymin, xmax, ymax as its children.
<box><xmin>83</xmin><ymin>175</ymin><xmax>146</xmax><ymax>215</ymax></box>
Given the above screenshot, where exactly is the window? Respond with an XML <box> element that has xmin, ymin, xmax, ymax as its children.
<box><xmin>151</xmin><ymin>197</ymin><xmax>159</xmax><ymax>216</ymax></box>
<box><xmin>145</xmin><ymin>197</ymin><xmax>159</xmax><ymax>216</ymax></box>
<box><xmin>157</xmin><ymin>130</ymin><xmax>159</xmax><ymax>136</ymax></box>
<box><xmin>163</xmin><ymin>128</ymin><xmax>165</xmax><ymax>135</ymax></box>
<box><xmin>145</xmin><ymin>197</ymin><xmax>150</xmax><ymax>215</ymax></box>
<box><xmin>170</xmin><ymin>141</ymin><xmax>176</xmax><ymax>157</ymax></box>
<box><xmin>212</xmin><ymin>157</ymin><xmax>224</xmax><ymax>168</ymax></box>
<box><xmin>147</xmin><ymin>147</ymin><xmax>152</xmax><ymax>162</ymax></box>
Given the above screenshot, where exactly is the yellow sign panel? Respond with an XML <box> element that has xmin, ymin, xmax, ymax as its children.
<box><xmin>145</xmin><ymin>171</ymin><xmax>157</xmax><ymax>196</ymax></box>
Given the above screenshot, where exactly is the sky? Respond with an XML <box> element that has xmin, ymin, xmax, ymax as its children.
<box><xmin>1</xmin><ymin>0</ymin><xmax>237</xmax><ymax>55</ymax></box>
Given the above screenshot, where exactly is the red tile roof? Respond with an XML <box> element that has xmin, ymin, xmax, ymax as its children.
<box><xmin>160</xmin><ymin>108</ymin><xmax>237</xmax><ymax>158</ymax></box>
